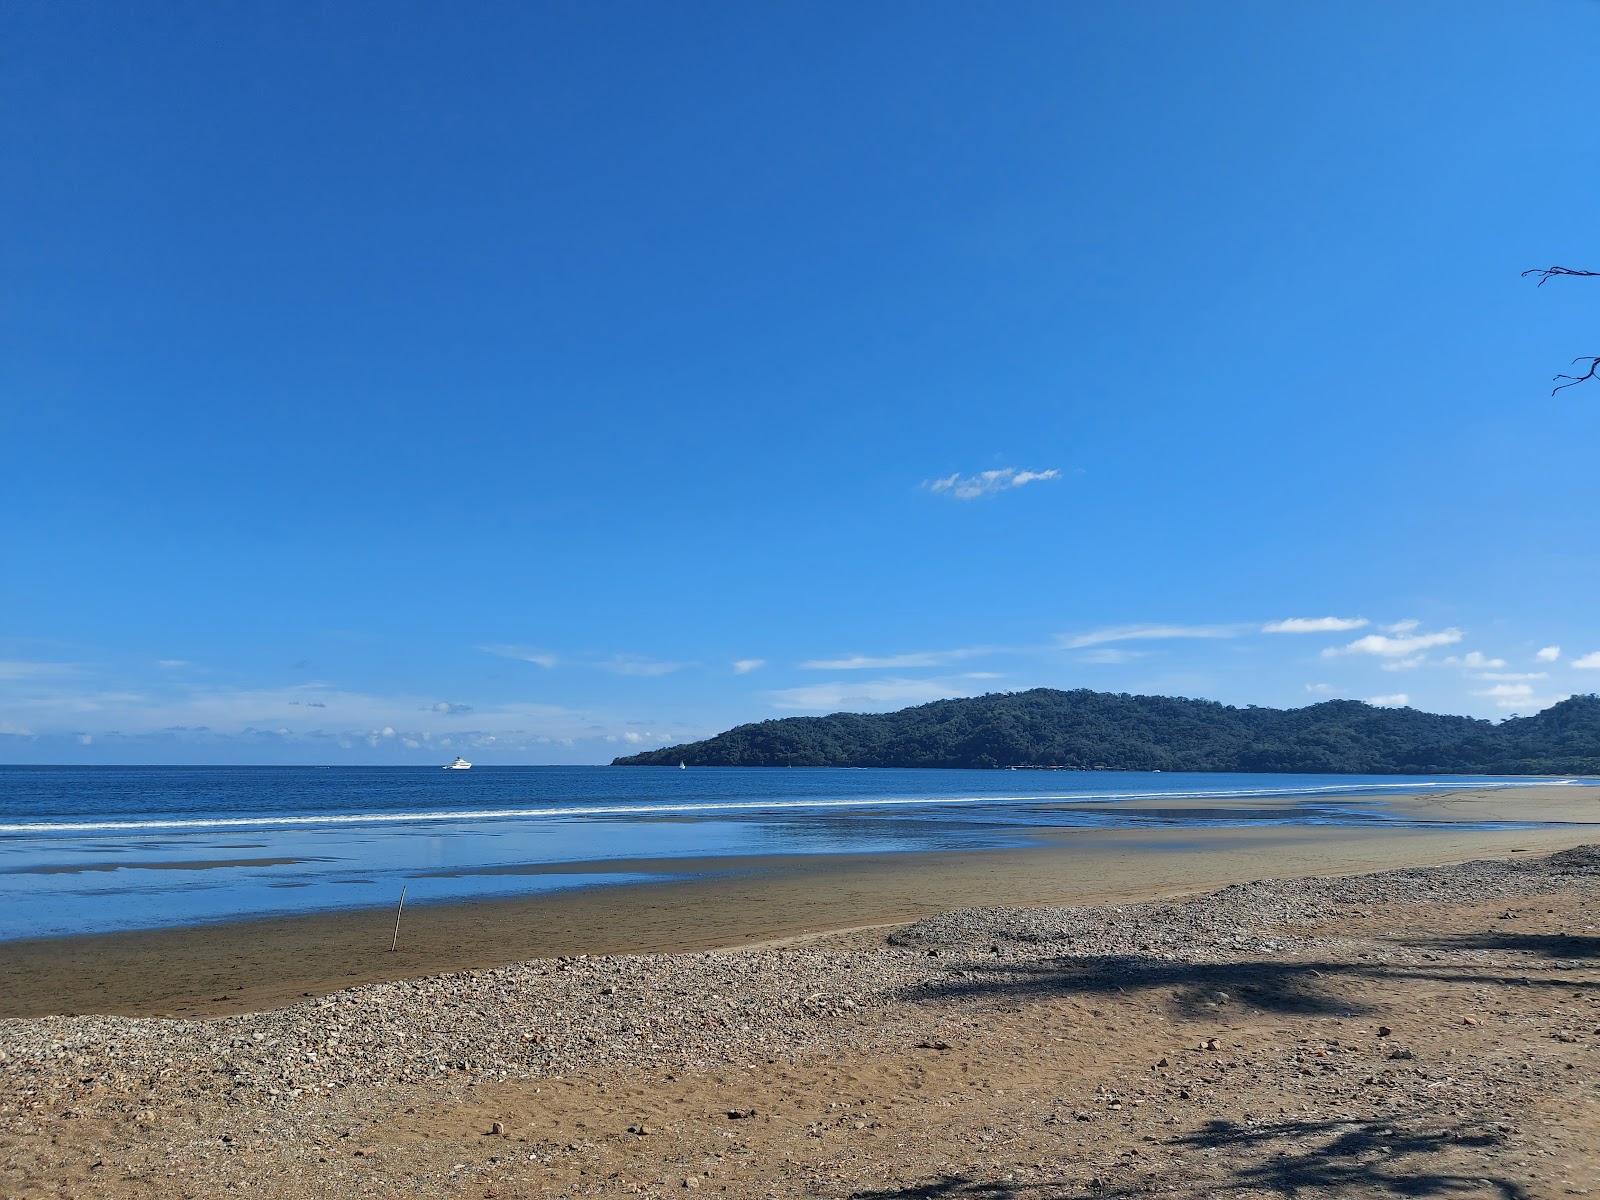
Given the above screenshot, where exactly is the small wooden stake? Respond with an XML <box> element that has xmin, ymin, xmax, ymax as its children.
<box><xmin>390</xmin><ymin>885</ymin><xmax>407</xmax><ymax>952</ymax></box>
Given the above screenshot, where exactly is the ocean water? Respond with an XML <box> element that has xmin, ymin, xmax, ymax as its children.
<box><xmin>0</xmin><ymin>765</ymin><xmax>1581</xmax><ymax>940</ymax></box>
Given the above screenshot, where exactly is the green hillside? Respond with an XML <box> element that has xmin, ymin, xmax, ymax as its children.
<box><xmin>612</xmin><ymin>688</ymin><xmax>1600</xmax><ymax>774</ymax></box>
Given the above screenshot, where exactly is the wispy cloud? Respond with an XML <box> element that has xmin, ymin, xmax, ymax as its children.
<box><xmin>1365</xmin><ymin>694</ymin><xmax>1409</xmax><ymax>707</ymax></box>
<box><xmin>1475</xmin><ymin>682</ymin><xmax>1533</xmax><ymax>701</ymax></box>
<box><xmin>1382</xmin><ymin>619</ymin><xmax>1420</xmax><ymax>634</ymax></box>
<box><xmin>1263</xmin><ymin>617</ymin><xmax>1367</xmax><ymax>634</ymax></box>
<box><xmin>2</xmin><ymin>677</ymin><xmax>590</xmax><ymax>748</ymax></box>
<box><xmin>618</xmin><ymin>730</ymin><xmax>675</xmax><ymax>745</ymax></box>
<box><xmin>1058</xmin><ymin>624</ymin><xmax>1244</xmax><ymax>650</ymax></box>
<box><xmin>156</xmin><ymin>659</ymin><xmax>192</xmax><ymax>669</ymax></box>
<box><xmin>1304</xmin><ymin>683</ymin><xmax>1336</xmax><ymax>694</ymax></box>
<box><xmin>769</xmin><ymin>676</ymin><xmax>990</xmax><ymax>712</ymax></box>
<box><xmin>0</xmin><ymin>660</ymin><xmax>85</xmax><ymax>681</ymax></box>
<box><xmin>1574</xmin><ymin>651</ymin><xmax>1600</xmax><ymax>670</ymax></box>
<box><xmin>479</xmin><ymin>644</ymin><xmax>559</xmax><ymax>668</ymax></box>
<box><xmin>1380</xmin><ymin>656</ymin><xmax>1424</xmax><ymax>672</ymax></box>
<box><xmin>1443</xmin><ymin>651</ymin><xmax>1507</xmax><ymax>669</ymax></box>
<box><xmin>1472</xmin><ymin>682</ymin><xmax>1572</xmax><ymax>711</ymax></box>
<box><xmin>598</xmin><ymin>654</ymin><xmax>690</xmax><ymax>677</ymax></box>
<box><xmin>731</xmin><ymin>659</ymin><xmax>766</xmax><ymax>675</ymax></box>
<box><xmin>1079</xmin><ymin>648</ymin><xmax>1144</xmax><ymax>665</ymax></box>
<box><xmin>1475</xmin><ymin>671</ymin><xmax>1547</xmax><ymax>681</ymax></box>
<box><xmin>924</xmin><ymin>467</ymin><xmax>1059</xmax><ymax>500</ymax></box>
<box><xmin>1322</xmin><ymin>628</ymin><xmax>1463</xmax><ymax>659</ymax></box>
<box><xmin>1535</xmin><ymin>645</ymin><xmax>1561</xmax><ymax>663</ymax></box>
<box><xmin>800</xmin><ymin>646</ymin><xmax>995</xmax><ymax>670</ymax></box>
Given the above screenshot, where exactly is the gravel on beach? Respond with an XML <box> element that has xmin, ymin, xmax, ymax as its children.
<box><xmin>2</xmin><ymin>844</ymin><xmax>1597</xmax><ymax>1198</ymax></box>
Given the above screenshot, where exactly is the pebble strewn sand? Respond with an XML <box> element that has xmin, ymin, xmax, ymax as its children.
<box><xmin>2</xmin><ymin>844</ymin><xmax>1597</xmax><ymax>1197</ymax></box>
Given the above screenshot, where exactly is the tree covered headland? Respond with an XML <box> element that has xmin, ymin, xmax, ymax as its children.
<box><xmin>612</xmin><ymin>688</ymin><xmax>1600</xmax><ymax>774</ymax></box>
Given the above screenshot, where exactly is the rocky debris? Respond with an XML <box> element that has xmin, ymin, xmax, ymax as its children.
<box><xmin>887</xmin><ymin>845</ymin><xmax>1600</xmax><ymax>954</ymax></box>
<box><xmin>2</xmin><ymin>843</ymin><xmax>1595</xmax><ymax>1141</ymax></box>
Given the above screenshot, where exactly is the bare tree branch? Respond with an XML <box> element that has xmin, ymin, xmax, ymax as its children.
<box><xmin>1524</xmin><ymin>264</ymin><xmax>1596</xmax><ymax>393</ymax></box>
<box><xmin>1521</xmin><ymin>265</ymin><xmax>1600</xmax><ymax>287</ymax></box>
<box><xmin>1552</xmin><ymin>356</ymin><xmax>1600</xmax><ymax>395</ymax></box>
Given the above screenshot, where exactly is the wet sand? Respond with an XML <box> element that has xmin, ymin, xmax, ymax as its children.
<box><xmin>2</xmin><ymin>784</ymin><xmax>1594</xmax><ymax>1020</ymax></box>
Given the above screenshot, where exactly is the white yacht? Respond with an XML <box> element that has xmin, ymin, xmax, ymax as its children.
<box><xmin>443</xmin><ymin>756</ymin><xmax>471</xmax><ymax>770</ymax></box>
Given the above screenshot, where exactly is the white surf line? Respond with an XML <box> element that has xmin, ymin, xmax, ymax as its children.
<box><xmin>0</xmin><ymin>778</ymin><xmax>1575</xmax><ymax>835</ymax></box>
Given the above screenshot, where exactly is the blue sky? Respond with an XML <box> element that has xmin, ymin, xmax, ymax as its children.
<box><xmin>3</xmin><ymin>1</ymin><xmax>1599</xmax><ymax>764</ymax></box>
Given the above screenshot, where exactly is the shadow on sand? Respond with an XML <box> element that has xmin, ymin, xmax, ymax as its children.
<box><xmin>845</xmin><ymin>1113</ymin><xmax>1530</xmax><ymax>1198</ymax></box>
<box><xmin>847</xmin><ymin>926</ymin><xmax>1593</xmax><ymax>1198</ymax></box>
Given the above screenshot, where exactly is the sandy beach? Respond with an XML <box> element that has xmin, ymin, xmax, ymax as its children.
<box><xmin>2</xmin><ymin>785</ymin><xmax>1598</xmax><ymax>1198</ymax></box>
<box><xmin>2</xmin><ymin>785</ymin><xmax>1594</xmax><ymax>1020</ymax></box>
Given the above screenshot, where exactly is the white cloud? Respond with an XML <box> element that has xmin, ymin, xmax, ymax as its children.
<box><xmin>1382</xmin><ymin>619</ymin><xmax>1420</xmax><ymax>634</ymax></box>
<box><xmin>598</xmin><ymin>654</ymin><xmax>689</xmax><ymax>677</ymax></box>
<box><xmin>1262</xmin><ymin>617</ymin><xmax>1368</xmax><ymax>634</ymax></box>
<box><xmin>1323</xmin><ymin>628</ymin><xmax>1463</xmax><ymax>659</ymax></box>
<box><xmin>924</xmin><ymin>467</ymin><xmax>1060</xmax><ymax>500</ymax></box>
<box><xmin>1304</xmin><ymin>683</ymin><xmax>1335</xmax><ymax>694</ymax></box>
<box><xmin>621</xmin><ymin>730</ymin><xmax>675</xmax><ymax>745</ymax></box>
<box><xmin>801</xmin><ymin>646</ymin><xmax>994</xmax><ymax>670</ymax></box>
<box><xmin>1498</xmin><ymin>694</ymin><xmax>1573</xmax><ymax>713</ymax></box>
<box><xmin>1442</xmin><ymin>651</ymin><xmax>1507</xmax><ymax>669</ymax></box>
<box><xmin>156</xmin><ymin>659</ymin><xmax>191</xmax><ymax>669</ymax></box>
<box><xmin>1380</xmin><ymin>656</ymin><xmax>1424</xmax><ymax>672</ymax></box>
<box><xmin>1573</xmin><ymin>651</ymin><xmax>1600</xmax><ymax>670</ymax></box>
<box><xmin>1476</xmin><ymin>671</ymin><xmax>1548</xmax><ymax>681</ymax></box>
<box><xmin>0</xmin><ymin>719</ymin><xmax>35</xmax><ymax>735</ymax></box>
<box><xmin>1474</xmin><ymin>682</ymin><xmax>1573</xmax><ymax>711</ymax></box>
<box><xmin>1476</xmin><ymin>682</ymin><xmax>1532</xmax><ymax>699</ymax></box>
<box><xmin>431</xmin><ymin>702</ymin><xmax>473</xmax><ymax>715</ymax></box>
<box><xmin>479</xmin><ymin>644</ymin><xmax>558</xmax><ymax>668</ymax></box>
<box><xmin>1535</xmin><ymin>645</ymin><xmax>1560</xmax><ymax>663</ymax></box>
<box><xmin>1078</xmin><ymin>648</ymin><xmax>1143</xmax><ymax>664</ymax></box>
<box><xmin>3</xmin><ymin>677</ymin><xmax>591</xmax><ymax>747</ymax></box>
<box><xmin>769</xmin><ymin>676</ymin><xmax>990</xmax><ymax>712</ymax></box>
<box><xmin>731</xmin><ymin>659</ymin><xmax>766</xmax><ymax>675</ymax></box>
<box><xmin>803</xmin><ymin>652</ymin><xmax>946</xmax><ymax>670</ymax></box>
<box><xmin>1058</xmin><ymin>624</ymin><xmax>1243</xmax><ymax>649</ymax></box>
<box><xmin>1365</xmin><ymin>694</ymin><xmax>1409</xmax><ymax>707</ymax></box>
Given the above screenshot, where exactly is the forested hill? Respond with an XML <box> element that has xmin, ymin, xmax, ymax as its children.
<box><xmin>612</xmin><ymin>688</ymin><xmax>1600</xmax><ymax>774</ymax></box>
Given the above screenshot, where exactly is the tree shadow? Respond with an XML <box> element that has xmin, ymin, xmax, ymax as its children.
<box><xmin>903</xmin><ymin>942</ymin><xmax>1595</xmax><ymax>1019</ymax></box>
<box><xmin>1415</xmin><ymin>932</ymin><xmax>1600</xmax><ymax>960</ymax></box>
<box><xmin>1157</xmin><ymin>1115</ymin><xmax>1531</xmax><ymax>1198</ymax></box>
<box><xmin>844</xmin><ymin>1115</ymin><xmax>1531</xmax><ymax>1199</ymax></box>
<box><xmin>905</xmin><ymin>954</ymin><xmax>1367</xmax><ymax>1017</ymax></box>
<box><xmin>847</xmin><ymin>1179</ymin><xmax>1019</xmax><ymax>1200</ymax></box>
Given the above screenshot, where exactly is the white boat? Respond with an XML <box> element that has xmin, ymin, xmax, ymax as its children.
<box><xmin>679</xmin><ymin>761</ymin><xmax>686</xmax><ymax>770</ymax></box>
<box><xmin>443</xmin><ymin>756</ymin><xmax>471</xmax><ymax>770</ymax></box>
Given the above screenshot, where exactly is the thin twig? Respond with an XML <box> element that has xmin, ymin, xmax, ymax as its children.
<box><xmin>1521</xmin><ymin>265</ymin><xmax>1600</xmax><ymax>287</ymax></box>
<box><xmin>390</xmin><ymin>885</ymin><xmax>408</xmax><ymax>952</ymax></box>
<box><xmin>1552</xmin><ymin>356</ymin><xmax>1600</xmax><ymax>396</ymax></box>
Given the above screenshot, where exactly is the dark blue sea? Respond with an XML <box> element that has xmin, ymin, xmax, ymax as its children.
<box><xmin>0</xmin><ymin>766</ymin><xmax>1583</xmax><ymax>940</ymax></box>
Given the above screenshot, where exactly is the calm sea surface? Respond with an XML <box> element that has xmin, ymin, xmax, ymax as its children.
<box><xmin>0</xmin><ymin>766</ymin><xmax>1584</xmax><ymax>940</ymax></box>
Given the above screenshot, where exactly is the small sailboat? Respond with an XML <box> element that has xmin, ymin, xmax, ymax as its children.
<box><xmin>443</xmin><ymin>756</ymin><xmax>471</xmax><ymax>770</ymax></box>
<box><xmin>679</xmin><ymin>761</ymin><xmax>687</xmax><ymax>770</ymax></box>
